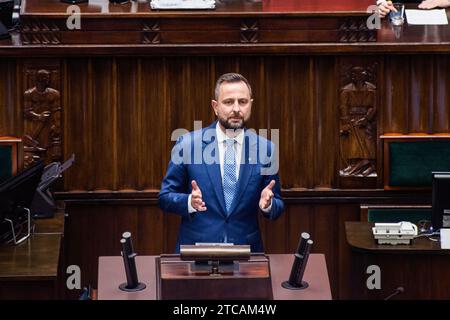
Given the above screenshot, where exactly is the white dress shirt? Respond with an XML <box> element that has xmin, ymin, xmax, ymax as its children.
<box><xmin>188</xmin><ymin>123</ymin><xmax>272</xmax><ymax>214</ymax></box>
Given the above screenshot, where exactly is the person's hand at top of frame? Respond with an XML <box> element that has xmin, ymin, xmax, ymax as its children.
<box><xmin>418</xmin><ymin>0</ymin><xmax>450</xmax><ymax>9</ymax></box>
<box><xmin>377</xmin><ymin>0</ymin><xmax>397</xmax><ymax>18</ymax></box>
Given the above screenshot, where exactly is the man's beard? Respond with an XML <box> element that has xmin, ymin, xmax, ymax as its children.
<box><xmin>218</xmin><ymin>115</ymin><xmax>245</xmax><ymax>130</ymax></box>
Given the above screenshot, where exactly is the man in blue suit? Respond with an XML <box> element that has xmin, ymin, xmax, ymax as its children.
<box><xmin>158</xmin><ymin>73</ymin><xmax>284</xmax><ymax>252</ymax></box>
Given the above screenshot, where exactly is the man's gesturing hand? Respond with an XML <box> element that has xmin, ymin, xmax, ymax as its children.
<box><xmin>191</xmin><ymin>180</ymin><xmax>207</xmax><ymax>212</ymax></box>
<box><xmin>259</xmin><ymin>180</ymin><xmax>275</xmax><ymax>210</ymax></box>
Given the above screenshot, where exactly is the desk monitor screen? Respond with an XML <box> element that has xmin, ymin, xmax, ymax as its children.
<box><xmin>0</xmin><ymin>161</ymin><xmax>44</xmax><ymax>221</ymax></box>
<box><xmin>432</xmin><ymin>172</ymin><xmax>450</xmax><ymax>231</ymax></box>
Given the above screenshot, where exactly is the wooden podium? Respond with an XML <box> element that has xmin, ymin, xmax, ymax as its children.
<box><xmin>157</xmin><ymin>253</ymin><xmax>272</xmax><ymax>300</ymax></box>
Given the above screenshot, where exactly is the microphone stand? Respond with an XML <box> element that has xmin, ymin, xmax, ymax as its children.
<box><xmin>282</xmin><ymin>232</ymin><xmax>313</xmax><ymax>290</ymax></box>
<box><xmin>119</xmin><ymin>231</ymin><xmax>146</xmax><ymax>292</ymax></box>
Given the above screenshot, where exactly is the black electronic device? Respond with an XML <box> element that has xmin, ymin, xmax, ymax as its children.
<box><xmin>432</xmin><ymin>172</ymin><xmax>450</xmax><ymax>231</ymax></box>
<box><xmin>119</xmin><ymin>231</ymin><xmax>146</xmax><ymax>292</ymax></box>
<box><xmin>0</xmin><ymin>20</ymin><xmax>9</xmax><ymax>39</ymax></box>
<box><xmin>282</xmin><ymin>232</ymin><xmax>313</xmax><ymax>290</ymax></box>
<box><xmin>0</xmin><ymin>0</ymin><xmax>21</xmax><ymax>39</ymax></box>
<box><xmin>0</xmin><ymin>0</ymin><xmax>10</xmax><ymax>40</ymax></box>
<box><xmin>31</xmin><ymin>154</ymin><xmax>75</xmax><ymax>219</ymax></box>
<box><xmin>0</xmin><ymin>161</ymin><xmax>45</xmax><ymax>244</ymax></box>
<box><xmin>0</xmin><ymin>0</ymin><xmax>13</xmax><ymax>27</ymax></box>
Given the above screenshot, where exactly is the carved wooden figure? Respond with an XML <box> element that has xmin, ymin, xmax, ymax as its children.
<box><xmin>339</xmin><ymin>66</ymin><xmax>377</xmax><ymax>177</ymax></box>
<box><xmin>23</xmin><ymin>69</ymin><xmax>62</xmax><ymax>167</ymax></box>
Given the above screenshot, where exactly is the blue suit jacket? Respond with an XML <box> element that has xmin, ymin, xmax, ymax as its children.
<box><xmin>158</xmin><ymin>122</ymin><xmax>284</xmax><ymax>252</ymax></box>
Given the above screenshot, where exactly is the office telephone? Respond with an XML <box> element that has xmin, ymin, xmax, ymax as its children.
<box><xmin>372</xmin><ymin>221</ymin><xmax>418</xmax><ymax>245</ymax></box>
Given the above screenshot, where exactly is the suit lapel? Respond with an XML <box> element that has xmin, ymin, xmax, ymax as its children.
<box><xmin>227</xmin><ymin>131</ymin><xmax>257</xmax><ymax>215</ymax></box>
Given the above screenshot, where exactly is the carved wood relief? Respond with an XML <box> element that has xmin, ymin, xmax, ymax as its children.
<box><xmin>339</xmin><ymin>64</ymin><xmax>377</xmax><ymax>177</ymax></box>
<box><xmin>338</xmin><ymin>18</ymin><xmax>376</xmax><ymax>43</ymax></box>
<box><xmin>23</xmin><ymin>67</ymin><xmax>62</xmax><ymax>167</ymax></box>
<box><xmin>142</xmin><ymin>20</ymin><xmax>161</xmax><ymax>44</ymax></box>
<box><xmin>240</xmin><ymin>19</ymin><xmax>259</xmax><ymax>43</ymax></box>
<box><xmin>21</xmin><ymin>20</ymin><xmax>61</xmax><ymax>45</ymax></box>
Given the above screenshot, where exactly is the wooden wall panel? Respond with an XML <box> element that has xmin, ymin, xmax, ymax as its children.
<box><xmin>381</xmin><ymin>55</ymin><xmax>450</xmax><ymax>135</ymax></box>
<box><xmin>0</xmin><ymin>59</ymin><xmax>18</xmax><ymax>136</ymax></box>
<box><xmin>265</xmin><ymin>57</ymin><xmax>313</xmax><ymax>189</ymax></box>
<box><xmin>433</xmin><ymin>56</ymin><xmax>450</xmax><ymax>133</ymax></box>
<box><xmin>188</xmin><ymin>57</ymin><xmax>215</xmax><ymax>127</ymax></box>
<box><xmin>260</xmin><ymin>208</ymin><xmax>288</xmax><ymax>254</ymax></box>
<box><xmin>286</xmin><ymin>205</ymin><xmax>314</xmax><ymax>252</ymax></box>
<box><xmin>163</xmin><ymin>213</ymin><xmax>181</xmax><ymax>253</ymax></box>
<box><xmin>212</xmin><ymin>57</ymin><xmax>239</xmax><ymax>87</ymax></box>
<box><xmin>337</xmin><ymin>204</ymin><xmax>361</xmax><ymax>299</ymax></box>
<box><xmin>238</xmin><ymin>56</ymin><xmax>266</xmax><ymax>132</ymax></box>
<box><xmin>166</xmin><ymin>57</ymin><xmax>192</xmax><ymax>131</ymax></box>
<box><xmin>409</xmin><ymin>57</ymin><xmax>433</xmax><ymax>133</ymax></box>
<box><xmin>92</xmin><ymin>59</ymin><xmax>116</xmax><ymax>190</ymax></box>
<box><xmin>140</xmin><ymin>58</ymin><xmax>169</xmax><ymax>190</ymax></box>
<box><xmin>314</xmin><ymin>57</ymin><xmax>338</xmax><ymax>189</ymax></box>
<box><xmin>383</xmin><ymin>56</ymin><xmax>409</xmax><ymax>134</ymax></box>
<box><xmin>58</xmin><ymin>56</ymin><xmax>354</xmax><ymax>191</ymax></box>
<box><xmin>3</xmin><ymin>55</ymin><xmax>450</xmax><ymax>190</ymax></box>
<box><xmin>50</xmin><ymin>55</ymin><xmax>450</xmax><ymax>191</ymax></box>
<box><xmin>64</xmin><ymin>59</ymin><xmax>92</xmax><ymax>191</ymax></box>
<box><xmin>311</xmin><ymin>205</ymin><xmax>339</xmax><ymax>297</ymax></box>
<box><xmin>117</xmin><ymin>58</ymin><xmax>140</xmax><ymax>190</ymax></box>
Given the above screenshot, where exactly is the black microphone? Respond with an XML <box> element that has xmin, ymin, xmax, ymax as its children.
<box><xmin>119</xmin><ymin>231</ymin><xmax>146</xmax><ymax>292</ymax></box>
<box><xmin>282</xmin><ymin>232</ymin><xmax>313</xmax><ymax>290</ymax></box>
<box><xmin>384</xmin><ymin>287</ymin><xmax>404</xmax><ymax>300</ymax></box>
<box><xmin>296</xmin><ymin>232</ymin><xmax>310</xmax><ymax>255</ymax></box>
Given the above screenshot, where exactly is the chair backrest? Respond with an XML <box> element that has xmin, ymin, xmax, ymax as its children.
<box><xmin>361</xmin><ymin>204</ymin><xmax>432</xmax><ymax>225</ymax></box>
<box><xmin>382</xmin><ymin>135</ymin><xmax>450</xmax><ymax>189</ymax></box>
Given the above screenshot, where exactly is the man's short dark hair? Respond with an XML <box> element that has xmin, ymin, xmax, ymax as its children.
<box><xmin>214</xmin><ymin>73</ymin><xmax>252</xmax><ymax>100</ymax></box>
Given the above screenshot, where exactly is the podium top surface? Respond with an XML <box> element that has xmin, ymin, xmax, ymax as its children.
<box><xmin>22</xmin><ymin>0</ymin><xmax>376</xmax><ymax>17</ymax></box>
<box><xmin>345</xmin><ymin>222</ymin><xmax>449</xmax><ymax>254</ymax></box>
<box><xmin>98</xmin><ymin>254</ymin><xmax>332</xmax><ymax>300</ymax></box>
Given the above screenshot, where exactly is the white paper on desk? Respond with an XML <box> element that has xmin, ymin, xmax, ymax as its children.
<box><xmin>405</xmin><ymin>9</ymin><xmax>448</xmax><ymax>25</ymax></box>
<box><xmin>440</xmin><ymin>229</ymin><xmax>450</xmax><ymax>249</ymax></box>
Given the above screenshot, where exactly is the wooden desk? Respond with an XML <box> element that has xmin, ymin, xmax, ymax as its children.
<box><xmin>345</xmin><ymin>222</ymin><xmax>450</xmax><ymax>299</ymax></box>
<box><xmin>0</xmin><ymin>211</ymin><xmax>64</xmax><ymax>299</ymax></box>
<box><xmin>16</xmin><ymin>0</ymin><xmax>376</xmax><ymax>46</ymax></box>
<box><xmin>3</xmin><ymin>0</ymin><xmax>450</xmax><ymax>54</ymax></box>
<box><xmin>97</xmin><ymin>254</ymin><xmax>332</xmax><ymax>300</ymax></box>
